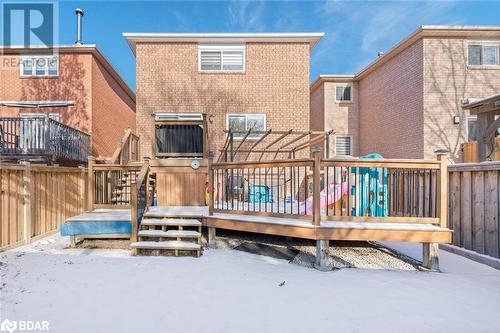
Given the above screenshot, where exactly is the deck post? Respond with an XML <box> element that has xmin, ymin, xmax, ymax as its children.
<box><xmin>422</xmin><ymin>242</ymin><xmax>439</xmax><ymax>271</ymax></box>
<box><xmin>208</xmin><ymin>227</ymin><xmax>216</xmax><ymax>248</ymax></box>
<box><xmin>314</xmin><ymin>239</ymin><xmax>330</xmax><ymax>271</ymax></box>
<box><xmin>130</xmin><ymin>178</ymin><xmax>138</xmax><ymax>244</ymax></box>
<box><xmin>312</xmin><ymin>146</ymin><xmax>322</xmax><ymax>226</ymax></box>
<box><xmin>43</xmin><ymin>113</ymin><xmax>51</xmax><ymax>160</ymax></box>
<box><xmin>22</xmin><ymin>161</ymin><xmax>32</xmax><ymax>244</ymax></box>
<box><xmin>435</xmin><ymin>149</ymin><xmax>449</xmax><ymax>229</ymax></box>
<box><xmin>87</xmin><ymin>156</ymin><xmax>95</xmax><ymax>211</ymax></box>
<box><xmin>208</xmin><ymin>151</ymin><xmax>214</xmax><ymax>216</ymax></box>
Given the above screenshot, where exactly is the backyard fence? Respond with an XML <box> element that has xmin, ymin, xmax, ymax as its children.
<box><xmin>448</xmin><ymin>161</ymin><xmax>500</xmax><ymax>258</ymax></box>
<box><xmin>0</xmin><ymin>163</ymin><xmax>88</xmax><ymax>250</ymax></box>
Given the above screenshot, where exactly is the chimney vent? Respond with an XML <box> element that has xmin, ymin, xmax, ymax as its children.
<box><xmin>75</xmin><ymin>8</ymin><xmax>84</xmax><ymax>45</ymax></box>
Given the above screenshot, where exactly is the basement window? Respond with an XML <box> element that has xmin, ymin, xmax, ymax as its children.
<box><xmin>335</xmin><ymin>135</ymin><xmax>352</xmax><ymax>156</ymax></box>
<box><xmin>20</xmin><ymin>55</ymin><xmax>59</xmax><ymax>77</ymax></box>
<box><xmin>199</xmin><ymin>44</ymin><xmax>245</xmax><ymax>72</ymax></box>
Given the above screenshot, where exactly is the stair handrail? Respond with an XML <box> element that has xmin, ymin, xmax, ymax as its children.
<box><xmin>109</xmin><ymin>128</ymin><xmax>140</xmax><ymax>165</ymax></box>
<box><xmin>130</xmin><ymin>161</ymin><xmax>149</xmax><ymax>243</ymax></box>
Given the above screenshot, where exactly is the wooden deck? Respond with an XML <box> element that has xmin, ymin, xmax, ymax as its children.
<box><xmin>138</xmin><ymin>206</ymin><xmax>452</xmax><ymax>243</ymax></box>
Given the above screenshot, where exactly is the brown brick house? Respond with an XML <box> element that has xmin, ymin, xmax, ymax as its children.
<box><xmin>0</xmin><ymin>44</ymin><xmax>136</xmax><ymax>160</ymax></box>
<box><xmin>124</xmin><ymin>32</ymin><xmax>323</xmax><ymax>160</ymax></box>
<box><xmin>311</xmin><ymin>25</ymin><xmax>500</xmax><ymax>161</ymax></box>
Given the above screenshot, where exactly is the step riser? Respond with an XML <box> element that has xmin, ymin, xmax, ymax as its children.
<box><xmin>132</xmin><ymin>215</ymin><xmax>203</xmax><ymax>258</ymax></box>
<box><xmin>134</xmin><ymin>249</ymin><xmax>201</xmax><ymax>257</ymax></box>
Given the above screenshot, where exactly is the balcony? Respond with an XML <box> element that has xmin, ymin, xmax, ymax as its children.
<box><xmin>0</xmin><ymin>116</ymin><xmax>91</xmax><ymax>164</ymax></box>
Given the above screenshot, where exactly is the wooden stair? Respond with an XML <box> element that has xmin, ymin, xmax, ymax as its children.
<box><xmin>130</xmin><ymin>216</ymin><xmax>202</xmax><ymax>257</ymax></box>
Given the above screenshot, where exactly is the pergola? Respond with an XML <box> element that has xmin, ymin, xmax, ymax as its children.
<box><xmin>462</xmin><ymin>93</ymin><xmax>500</xmax><ymax>162</ymax></box>
<box><xmin>218</xmin><ymin>129</ymin><xmax>334</xmax><ymax>162</ymax></box>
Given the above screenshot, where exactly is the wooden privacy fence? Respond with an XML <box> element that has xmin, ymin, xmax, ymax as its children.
<box><xmin>448</xmin><ymin>162</ymin><xmax>500</xmax><ymax>258</ymax></box>
<box><xmin>0</xmin><ymin>163</ymin><xmax>88</xmax><ymax>250</ymax></box>
<box><xmin>209</xmin><ymin>151</ymin><xmax>448</xmax><ymax>227</ymax></box>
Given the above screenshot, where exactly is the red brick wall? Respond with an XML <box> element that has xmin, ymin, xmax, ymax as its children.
<box><xmin>0</xmin><ymin>50</ymin><xmax>136</xmax><ymax>160</ymax></box>
<box><xmin>91</xmin><ymin>57</ymin><xmax>136</xmax><ymax>159</ymax></box>
<box><xmin>136</xmin><ymin>42</ymin><xmax>311</xmax><ymax>160</ymax></box>
<box><xmin>0</xmin><ymin>53</ymin><xmax>93</xmax><ymax>134</ymax></box>
<box><xmin>358</xmin><ymin>40</ymin><xmax>425</xmax><ymax>159</ymax></box>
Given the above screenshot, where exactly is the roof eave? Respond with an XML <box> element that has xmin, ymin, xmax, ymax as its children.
<box><xmin>123</xmin><ymin>32</ymin><xmax>325</xmax><ymax>56</ymax></box>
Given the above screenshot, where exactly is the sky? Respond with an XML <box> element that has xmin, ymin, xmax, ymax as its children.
<box><xmin>54</xmin><ymin>0</ymin><xmax>500</xmax><ymax>91</ymax></box>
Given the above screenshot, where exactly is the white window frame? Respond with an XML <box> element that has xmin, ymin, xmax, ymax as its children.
<box><xmin>226</xmin><ymin>113</ymin><xmax>266</xmax><ymax>140</ymax></box>
<box><xmin>334</xmin><ymin>84</ymin><xmax>353</xmax><ymax>103</ymax></box>
<box><xmin>466</xmin><ymin>115</ymin><xmax>477</xmax><ymax>142</ymax></box>
<box><xmin>198</xmin><ymin>43</ymin><xmax>246</xmax><ymax>73</ymax></box>
<box><xmin>466</xmin><ymin>41</ymin><xmax>500</xmax><ymax>67</ymax></box>
<box><xmin>19</xmin><ymin>112</ymin><xmax>60</xmax><ymax>121</ymax></box>
<box><xmin>19</xmin><ymin>55</ymin><xmax>59</xmax><ymax>77</ymax></box>
<box><xmin>334</xmin><ymin>134</ymin><xmax>353</xmax><ymax>156</ymax></box>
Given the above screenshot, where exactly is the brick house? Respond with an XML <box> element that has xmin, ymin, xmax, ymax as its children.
<box><xmin>0</xmin><ymin>44</ymin><xmax>136</xmax><ymax>160</ymax></box>
<box><xmin>124</xmin><ymin>32</ymin><xmax>323</xmax><ymax>160</ymax></box>
<box><xmin>311</xmin><ymin>25</ymin><xmax>500</xmax><ymax>161</ymax></box>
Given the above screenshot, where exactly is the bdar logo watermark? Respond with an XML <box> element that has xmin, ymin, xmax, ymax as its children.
<box><xmin>1</xmin><ymin>319</ymin><xmax>49</xmax><ymax>332</ymax></box>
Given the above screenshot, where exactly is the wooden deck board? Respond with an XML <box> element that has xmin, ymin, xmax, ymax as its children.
<box><xmin>66</xmin><ymin>209</ymin><xmax>131</xmax><ymax>222</ymax></box>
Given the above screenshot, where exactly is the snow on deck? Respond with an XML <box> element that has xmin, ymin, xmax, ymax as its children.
<box><xmin>1</xmin><ymin>234</ymin><xmax>499</xmax><ymax>333</ymax></box>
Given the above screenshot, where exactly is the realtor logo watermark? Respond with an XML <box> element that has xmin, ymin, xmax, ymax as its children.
<box><xmin>0</xmin><ymin>1</ymin><xmax>59</xmax><ymax>70</ymax></box>
<box><xmin>1</xmin><ymin>319</ymin><xmax>49</xmax><ymax>332</ymax></box>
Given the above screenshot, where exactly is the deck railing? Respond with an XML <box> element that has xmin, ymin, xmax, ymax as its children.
<box><xmin>130</xmin><ymin>161</ymin><xmax>150</xmax><ymax>242</ymax></box>
<box><xmin>88</xmin><ymin>159</ymin><xmax>143</xmax><ymax>209</ymax></box>
<box><xmin>108</xmin><ymin>128</ymin><xmax>140</xmax><ymax>165</ymax></box>
<box><xmin>0</xmin><ymin>116</ymin><xmax>91</xmax><ymax>163</ymax></box>
<box><xmin>209</xmin><ymin>150</ymin><xmax>448</xmax><ymax>227</ymax></box>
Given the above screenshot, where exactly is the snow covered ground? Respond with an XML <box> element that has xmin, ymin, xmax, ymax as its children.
<box><xmin>1</xmin><ymin>235</ymin><xmax>499</xmax><ymax>333</ymax></box>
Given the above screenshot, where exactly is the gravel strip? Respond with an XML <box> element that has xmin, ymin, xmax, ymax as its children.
<box><xmin>204</xmin><ymin>229</ymin><xmax>421</xmax><ymax>271</ymax></box>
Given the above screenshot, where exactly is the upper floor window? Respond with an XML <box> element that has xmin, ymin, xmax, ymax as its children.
<box><xmin>468</xmin><ymin>43</ymin><xmax>500</xmax><ymax>66</ymax></box>
<box><xmin>335</xmin><ymin>135</ymin><xmax>352</xmax><ymax>156</ymax></box>
<box><xmin>227</xmin><ymin>113</ymin><xmax>266</xmax><ymax>139</ymax></box>
<box><xmin>335</xmin><ymin>84</ymin><xmax>352</xmax><ymax>102</ymax></box>
<box><xmin>198</xmin><ymin>44</ymin><xmax>245</xmax><ymax>72</ymax></box>
<box><xmin>20</xmin><ymin>55</ymin><xmax>59</xmax><ymax>77</ymax></box>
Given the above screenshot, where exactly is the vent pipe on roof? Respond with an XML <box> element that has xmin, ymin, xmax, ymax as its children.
<box><xmin>75</xmin><ymin>8</ymin><xmax>84</xmax><ymax>45</ymax></box>
<box><xmin>378</xmin><ymin>51</ymin><xmax>384</xmax><ymax>57</ymax></box>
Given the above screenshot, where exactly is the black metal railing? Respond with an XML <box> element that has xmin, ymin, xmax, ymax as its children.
<box><xmin>0</xmin><ymin>116</ymin><xmax>91</xmax><ymax>163</ymax></box>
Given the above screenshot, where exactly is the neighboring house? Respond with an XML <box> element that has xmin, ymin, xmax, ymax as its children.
<box><xmin>311</xmin><ymin>25</ymin><xmax>500</xmax><ymax>161</ymax></box>
<box><xmin>0</xmin><ymin>44</ymin><xmax>136</xmax><ymax>161</ymax></box>
<box><xmin>123</xmin><ymin>32</ymin><xmax>323</xmax><ymax>160</ymax></box>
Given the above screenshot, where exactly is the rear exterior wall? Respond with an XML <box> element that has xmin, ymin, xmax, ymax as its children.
<box><xmin>358</xmin><ymin>40</ymin><xmax>425</xmax><ymax>159</ymax></box>
<box><xmin>135</xmin><ymin>42</ymin><xmax>311</xmax><ymax>160</ymax></box>
<box><xmin>423</xmin><ymin>37</ymin><xmax>500</xmax><ymax>161</ymax></box>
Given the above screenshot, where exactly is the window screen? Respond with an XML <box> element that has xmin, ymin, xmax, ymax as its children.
<box><xmin>155</xmin><ymin>124</ymin><xmax>204</xmax><ymax>156</ymax></box>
